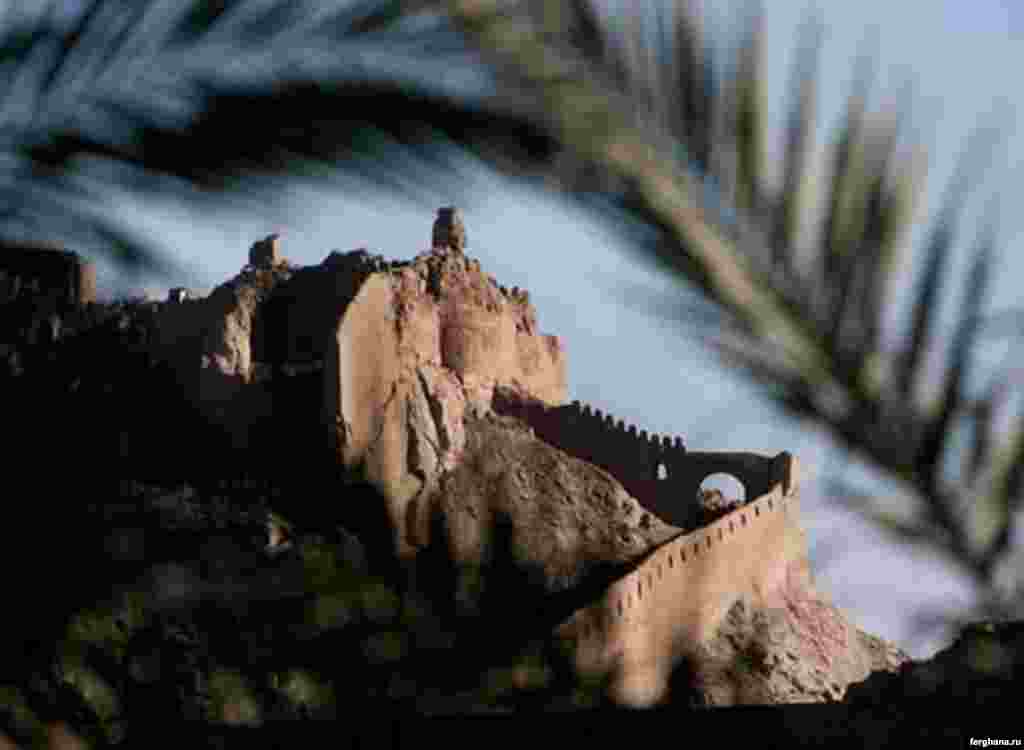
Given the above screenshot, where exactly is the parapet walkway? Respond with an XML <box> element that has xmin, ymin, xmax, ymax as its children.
<box><xmin>556</xmin><ymin>454</ymin><xmax>803</xmax><ymax>707</ymax></box>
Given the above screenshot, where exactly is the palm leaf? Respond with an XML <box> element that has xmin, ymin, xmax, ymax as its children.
<box><xmin>3</xmin><ymin>0</ymin><xmax>566</xmax><ymax>277</ymax></box>
<box><xmin>668</xmin><ymin>1</ymin><xmax>706</xmax><ymax>169</ymax></box>
<box><xmin>825</xmin><ymin>480</ymin><xmax>944</xmax><ymax>548</ymax></box>
<box><xmin>830</xmin><ymin>110</ymin><xmax>907</xmax><ymax>364</ymax></box>
<box><xmin>857</xmin><ymin>105</ymin><xmax>913</xmax><ymax>363</ymax></box>
<box><xmin>818</xmin><ymin>37</ymin><xmax>873</xmax><ymax>325</ymax></box>
<box><xmin>992</xmin><ymin>421</ymin><xmax>1024</xmax><ymax>514</ymax></box>
<box><xmin>966</xmin><ymin>372</ymin><xmax>1014</xmax><ymax>485</ymax></box>
<box><xmin>731</xmin><ymin>5</ymin><xmax>765</xmax><ymax>222</ymax></box>
<box><xmin>916</xmin><ymin>207</ymin><xmax>998</xmax><ymax>483</ymax></box>
<box><xmin>170</xmin><ymin>0</ymin><xmax>241</xmax><ymax>45</ymax></box>
<box><xmin>896</xmin><ymin>124</ymin><xmax>1003</xmax><ymax>401</ymax></box>
<box><xmin>436</xmin><ymin>0</ymin><xmax>1023</xmax><ymax>603</ymax></box>
<box><xmin>36</xmin><ymin>0</ymin><xmax>109</xmax><ymax>100</ymax></box>
<box><xmin>772</xmin><ymin>11</ymin><xmax>820</xmax><ymax>268</ymax></box>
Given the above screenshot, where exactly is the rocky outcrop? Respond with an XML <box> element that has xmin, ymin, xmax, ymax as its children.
<box><xmin>323</xmin><ymin>245</ymin><xmax>567</xmax><ymax>558</ymax></box>
<box><xmin>146</xmin><ymin>242</ymin><xmax>385</xmax><ymax>455</ymax></box>
<box><xmin>141</xmin><ymin>233</ymin><xmax>565</xmax><ymax>472</ymax></box>
<box><xmin>549</xmin><ymin>457</ymin><xmax>909</xmax><ymax>708</ymax></box>
<box><xmin>424</xmin><ymin>414</ymin><xmax>680</xmax><ymax>609</ymax></box>
<box><xmin>149</xmin><ymin>258</ymin><xmax>289</xmax><ymax>451</ymax></box>
<box><xmin>3</xmin><ymin>217</ymin><xmax>915</xmax><ymax>716</ymax></box>
<box><xmin>676</xmin><ymin>558</ymin><xmax>909</xmax><ymax>706</ymax></box>
<box><xmin>109</xmin><ymin>233</ymin><xmax>567</xmax><ymax>561</ymax></box>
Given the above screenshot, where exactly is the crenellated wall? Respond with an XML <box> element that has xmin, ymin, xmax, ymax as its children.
<box><xmin>492</xmin><ymin>391</ymin><xmax>791</xmax><ymax>528</ymax></box>
<box><xmin>555</xmin><ymin>454</ymin><xmax>804</xmax><ymax>707</ymax></box>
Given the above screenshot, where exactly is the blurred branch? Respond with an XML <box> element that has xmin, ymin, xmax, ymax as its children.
<box><xmin>436</xmin><ymin>0</ymin><xmax>1021</xmax><ymax>607</ymax></box>
<box><xmin>2</xmin><ymin>0</ymin><xmax>557</xmax><ymax>277</ymax></box>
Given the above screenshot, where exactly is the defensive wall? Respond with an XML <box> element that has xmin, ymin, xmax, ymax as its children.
<box><xmin>5</xmin><ymin>235</ymin><xmax>811</xmax><ymax>711</ymax></box>
<box><xmin>492</xmin><ymin>391</ymin><xmax>791</xmax><ymax>529</ymax></box>
<box><xmin>555</xmin><ymin>454</ymin><xmax>804</xmax><ymax>707</ymax></box>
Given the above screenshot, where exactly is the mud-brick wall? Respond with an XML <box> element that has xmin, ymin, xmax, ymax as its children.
<box><xmin>558</xmin><ymin>460</ymin><xmax>804</xmax><ymax>707</ymax></box>
<box><xmin>492</xmin><ymin>393</ymin><xmax>789</xmax><ymax>528</ymax></box>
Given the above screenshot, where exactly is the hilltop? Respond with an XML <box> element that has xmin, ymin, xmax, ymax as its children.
<box><xmin>2</xmin><ymin>214</ymin><xmax>1017</xmax><ymax>745</ymax></box>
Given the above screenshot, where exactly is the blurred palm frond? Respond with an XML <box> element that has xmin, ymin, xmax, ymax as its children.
<box><xmin>0</xmin><ymin>0</ymin><xmax>558</xmax><ymax>279</ymax></box>
<box><xmin>437</xmin><ymin>0</ymin><xmax>1021</xmax><ymax>604</ymax></box>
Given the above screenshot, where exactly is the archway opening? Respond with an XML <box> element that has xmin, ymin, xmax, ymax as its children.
<box><xmin>697</xmin><ymin>473</ymin><xmax>746</xmax><ymax>504</ymax></box>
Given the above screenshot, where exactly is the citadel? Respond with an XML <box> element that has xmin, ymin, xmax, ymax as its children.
<box><xmin>1</xmin><ymin>208</ymin><xmax>905</xmax><ymax>709</ymax></box>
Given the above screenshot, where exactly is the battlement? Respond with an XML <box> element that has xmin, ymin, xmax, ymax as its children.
<box><xmin>556</xmin><ymin>453</ymin><xmax>803</xmax><ymax>706</ymax></box>
<box><xmin>492</xmin><ymin>390</ymin><xmax>790</xmax><ymax>528</ymax></box>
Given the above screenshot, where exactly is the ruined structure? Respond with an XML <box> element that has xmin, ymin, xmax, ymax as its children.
<box><xmin>4</xmin><ymin>212</ymin><xmax>907</xmax><ymax>709</ymax></box>
<box><xmin>558</xmin><ymin>460</ymin><xmax>804</xmax><ymax>705</ymax></box>
<box><xmin>248</xmin><ymin>233</ymin><xmax>287</xmax><ymax>270</ymax></box>
<box><xmin>431</xmin><ymin>206</ymin><xmax>467</xmax><ymax>252</ymax></box>
<box><xmin>1</xmin><ymin>242</ymin><xmax>97</xmax><ymax>376</ymax></box>
<box><xmin>492</xmin><ymin>390</ymin><xmax>792</xmax><ymax>529</ymax></box>
<box><xmin>0</xmin><ymin>241</ymin><xmax>96</xmax><ymax>310</ymax></box>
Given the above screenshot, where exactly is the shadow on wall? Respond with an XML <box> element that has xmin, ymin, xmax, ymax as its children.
<box><xmin>560</xmin><ymin>468</ymin><xmax>801</xmax><ymax>707</ymax></box>
<box><xmin>492</xmin><ymin>391</ymin><xmax>789</xmax><ymax>529</ymax></box>
<box><xmin>251</xmin><ymin>251</ymin><xmax>383</xmax><ymax>367</ymax></box>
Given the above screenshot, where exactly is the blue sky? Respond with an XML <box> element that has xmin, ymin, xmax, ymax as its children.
<box><xmin>95</xmin><ymin>0</ymin><xmax>1023</xmax><ymax>658</ymax></box>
